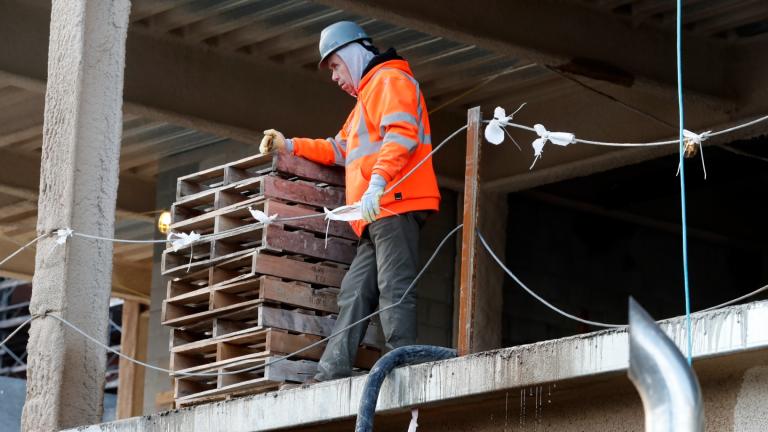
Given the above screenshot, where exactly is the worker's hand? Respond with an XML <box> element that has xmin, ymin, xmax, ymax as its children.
<box><xmin>360</xmin><ymin>174</ymin><xmax>387</xmax><ymax>223</ymax></box>
<box><xmin>260</xmin><ymin>129</ymin><xmax>286</xmax><ymax>154</ymax></box>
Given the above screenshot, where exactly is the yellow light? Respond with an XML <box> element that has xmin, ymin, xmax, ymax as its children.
<box><xmin>157</xmin><ymin>211</ymin><xmax>172</xmax><ymax>234</ymax></box>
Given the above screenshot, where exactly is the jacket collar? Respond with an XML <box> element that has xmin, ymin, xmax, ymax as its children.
<box><xmin>358</xmin><ymin>50</ymin><xmax>413</xmax><ymax>92</ymax></box>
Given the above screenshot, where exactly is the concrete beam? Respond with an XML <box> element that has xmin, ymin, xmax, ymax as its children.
<box><xmin>0</xmin><ymin>148</ymin><xmax>155</xmax><ymax>218</ymax></box>
<box><xmin>0</xmin><ymin>0</ymin><xmax>353</xmax><ymax>141</ymax></box>
<box><xmin>66</xmin><ymin>300</ymin><xmax>768</xmax><ymax>431</ymax></box>
<box><xmin>314</xmin><ymin>0</ymin><xmax>729</xmax><ymax>102</ymax></box>
<box><xmin>22</xmin><ymin>1</ymin><xmax>131</xmax><ymax>429</ymax></box>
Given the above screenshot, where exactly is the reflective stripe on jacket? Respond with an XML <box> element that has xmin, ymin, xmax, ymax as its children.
<box><xmin>291</xmin><ymin>59</ymin><xmax>440</xmax><ymax>237</ymax></box>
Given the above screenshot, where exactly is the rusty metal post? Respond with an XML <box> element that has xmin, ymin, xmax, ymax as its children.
<box><xmin>457</xmin><ymin>106</ymin><xmax>482</xmax><ymax>355</ymax></box>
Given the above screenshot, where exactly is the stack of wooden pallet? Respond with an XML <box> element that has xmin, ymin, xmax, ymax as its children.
<box><xmin>161</xmin><ymin>151</ymin><xmax>380</xmax><ymax>407</ymax></box>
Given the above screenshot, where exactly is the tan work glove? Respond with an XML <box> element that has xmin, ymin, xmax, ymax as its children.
<box><xmin>260</xmin><ymin>129</ymin><xmax>286</xmax><ymax>154</ymax></box>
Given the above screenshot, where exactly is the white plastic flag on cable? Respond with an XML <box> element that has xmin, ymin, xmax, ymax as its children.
<box><xmin>248</xmin><ymin>206</ymin><xmax>278</xmax><ymax>225</ymax></box>
<box><xmin>407</xmin><ymin>408</ymin><xmax>419</xmax><ymax>432</ymax></box>
<box><xmin>167</xmin><ymin>231</ymin><xmax>200</xmax><ymax>252</ymax></box>
<box><xmin>677</xmin><ymin>129</ymin><xmax>710</xmax><ymax>179</ymax></box>
<box><xmin>484</xmin><ymin>104</ymin><xmax>526</xmax><ymax>148</ymax></box>
<box><xmin>321</xmin><ymin>204</ymin><xmax>363</xmax><ymax>248</ymax></box>
<box><xmin>54</xmin><ymin>228</ymin><xmax>74</xmax><ymax>245</ymax></box>
<box><xmin>323</xmin><ymin>203</ymin><xmax>397</xmax><ymax>222</ymax></box>
<box><xmin>485</xmin><ymin>107</ymin><xmax>512</xmax><ymax>145</ymax></box>
<box><xmin>323</xmin><ymin>204</ymin><xmax>363</xmax><ymax>222</ymax></box>
<box><xmin>529</xmin><ymin>124</ymin><xmax>576</xmax><ymax>170</ymax></box>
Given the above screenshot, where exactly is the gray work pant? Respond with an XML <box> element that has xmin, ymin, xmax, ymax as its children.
<box><xmin>315</xmin><ymin>211</ymin><xmax>426</xmax><ymax>381</ymax></box>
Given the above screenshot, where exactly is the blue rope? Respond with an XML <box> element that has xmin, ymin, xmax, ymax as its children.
<box><xmin>676</xmin><ymin>0</ymin><xmax>693</xmax><ymax>365</ymax></box>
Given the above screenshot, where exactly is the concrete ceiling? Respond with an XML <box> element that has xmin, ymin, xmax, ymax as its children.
<box><xmin>0</xmin><ymin>0</ymin><xmax>767</xmax><ymax>299</ymax></box>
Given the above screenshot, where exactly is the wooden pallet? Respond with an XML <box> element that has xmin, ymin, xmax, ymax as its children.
<box><xmin>165</xmin><ymin>274</ymin><xmax>339</xmax><ymax>323</ymax></box>
<box><xmin>164</xmin><ymin>152</ymin><xmax>375</xmax><ymax>408</ymax></box>
<box><xmin>162</xmin><ymin>222</ymin><xmax>357</xmax><ymax>273</ymax></box>
<box><xmin>170</xmin><ymin>197</ymin><xmax>356</xmax><ymax>241</ymax></box>
<box><xmin>171</xmin><ymin>327</ymin><xmax>380</xmax><ymax>373</ymax></box>
<box><xmin>176</xmin><ymin>151</ymin><xmax>345</xmax><ymax>201</ymax></box>
<box><xmin>173</xmin><ymin>355</ymin><xmax>316</xmax><ymax>407</ymax></box>
<box><xmin>164</xmin><ymin>247</ymin><xmax>348</xmax><ymax>286</ymax></box>
<box><xmin>166</xmin><ymin>300</ymin><xmax>381</xmax><ymax>350</ymax></box>
<box><xmin>172</xmin><ymin>173</ymin><xmax>345</xmax><ymax>226</ymax></box>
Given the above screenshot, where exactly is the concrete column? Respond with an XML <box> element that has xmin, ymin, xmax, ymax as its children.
<box><xmin>22</xmin><ymin>0</ymin><xmax>131</xmax><ymax>430</ymax></box>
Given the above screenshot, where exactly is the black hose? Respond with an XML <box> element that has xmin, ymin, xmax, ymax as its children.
<box><xmin>355</xmin><ymin>345</ymin><xmax>457</xmax><ymax>432</ymax></box>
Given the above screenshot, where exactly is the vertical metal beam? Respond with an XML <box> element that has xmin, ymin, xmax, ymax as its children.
<box><xmin>116</xmin><ymin>301</ymin><xmax>148</xmax><ymax>419</ymax></box>
<box><xmin>21</xmin><ymin>0</ymin><xmax>131</xmax><ymax>430</ymax></box>
<box><xmin>457</xmin><ymin>106</ymin><xmax>482</xmax><ymax>356</ymax></box>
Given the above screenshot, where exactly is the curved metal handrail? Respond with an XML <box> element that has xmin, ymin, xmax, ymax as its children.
<box><xmin>627</xmin><ymin>297</ymin><xmax>704</xmax><ymax>431</ymax></box>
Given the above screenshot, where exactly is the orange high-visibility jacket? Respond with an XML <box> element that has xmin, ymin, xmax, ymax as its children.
<box><xmin>291</xmin><ymin>59</ymin><xmax>440</xmax><ymax>237</ymax></box>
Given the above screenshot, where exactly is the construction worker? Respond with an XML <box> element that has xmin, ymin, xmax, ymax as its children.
<box><xmin>259</xmin><ymin>21</ymin><xmax>440</xmax><ymax>382</ymax></box>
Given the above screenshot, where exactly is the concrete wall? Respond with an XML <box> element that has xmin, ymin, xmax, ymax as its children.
<box><xmin>389</xmin><ymin>355</ymin><xmax>768</xmax><ymax>432</ymax></box>
<box><xmin>70</xmin><ymin>360</ymin><xmax>768</xmax><ymax>431</ymax></box>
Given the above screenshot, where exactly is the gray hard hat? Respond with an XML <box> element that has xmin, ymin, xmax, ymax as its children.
<box><xmin>318</xmin><ymin>21</ymin><xmax>371</xmax><ymax>68</ymax></box>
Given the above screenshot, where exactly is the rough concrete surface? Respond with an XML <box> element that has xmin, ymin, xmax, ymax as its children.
<box><xmin>21</xmin><ymin>0</ymin><xmax>131</xmax><ymax>430</ymax></box>
<box><xmin>733</xmin><ymin>366</ymin><xmax>768</xmax><ymax>431</ymax></box>
<box><xmin>63</xmin><ymin>300</ymin><xmax>768</xmax><ymax>431</ymax></box>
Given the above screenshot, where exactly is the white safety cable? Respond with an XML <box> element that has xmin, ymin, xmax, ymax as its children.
<box><xmin>478</xmin><ymin>230</ymin><xmax>768</xmax><ymax>328</ymax></box>
<box><xmin>0</xmin><ymin>233</ymin><xmax>47</xmax><ymax>269</ymax></box>
<box><xmin>573</xmin><ymin>137</ymin><xmax>678</xmax><ymax>147</ymax></box>
<box><xmin>15</xmin><ymin>224</ymin><xmax>463</xmax><ymax>378</ymax></box>
<box><xmin>486</xmin><ymin>111</ymin><xmax>768</xmax><ymax>148</ymax></box>
<box><xmin>3</xmin><ymin>227</ymin><xmax>768</xmax><ymax>374</ymax></box>
<box><xmin>708</xmin><ymin>113</ymin><xmax>768</xmax><ymax>138</ymax></box>
<box><xmin>477</xmin><ymin>230</ymin><xmax>625</xmax><ymax>328</ymax></box>
<box><xmin>44</xmin><ymin>314</ymin><xmax>181</xmax><ymax>375</ymax></box>
<box><xmin>71</xmin><ymin>232</ymin><xmax>168</xmax><ymax>244</ymax></box>
<box><xmin>700</xmin><ymin>284</ymin><xmax>768</xmax><ymax>313</ymax></box>
<box><xmin>385</xmin><ymin>125</ymin><xmax>468</xmax><ymax>194</ymax></box>
<box><xmin>0</xmin><ymin>315</ymin><xmax>35</xmax><ymax>351</ymax></box>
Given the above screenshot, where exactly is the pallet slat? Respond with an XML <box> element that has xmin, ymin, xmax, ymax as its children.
<box><xmin>164</xmin><ymin>302</ymin><xmax>381</xmax><ymax>349</ymax></box>
<box><xmin>172</xmin><ymin>175</ymin><xmax>345</xmax><ymax>224</ymax></box>
<box><xmin>163</xmin><ymin>276</ymin><xmax>340</xmax><ymax>324</ymax></box>
<box><xmin>176</xmin><ymin>152</ymin><xmax>344</xmax><ymax>201</ymax></box>
<box><xmin>174</xmin><ymin>356</ymin><xmax>315</xmax><ymax>403</ymax></box>
<box><xmin>170</xmin><ymin>328</ymin><xmax>379</xmax><ymax>373</ymax></box>
<box><xmin>272</xmin><ymin>151</ymin><xmax>345</xmax><ymax>186</ymax></box>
